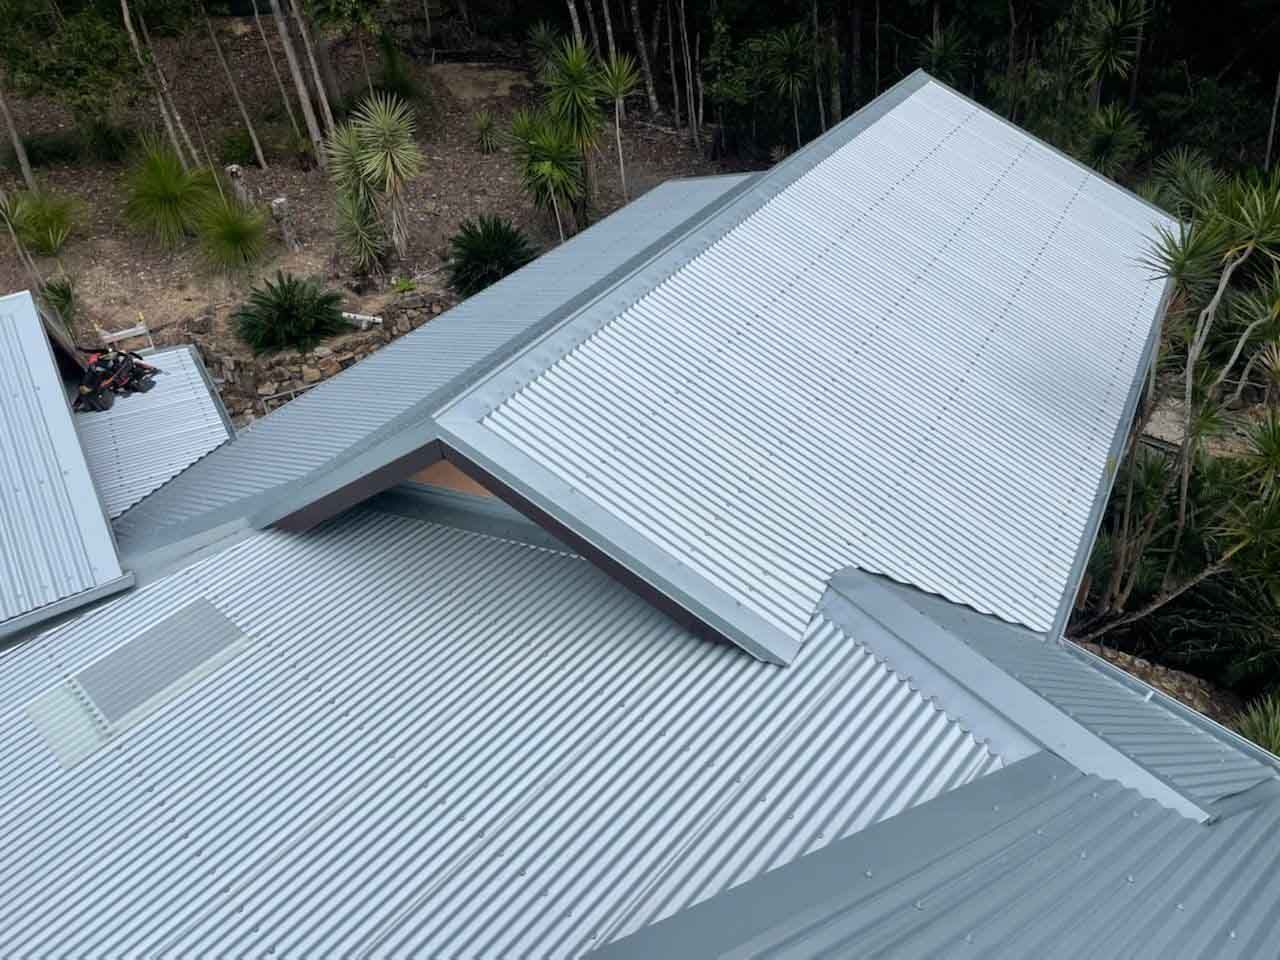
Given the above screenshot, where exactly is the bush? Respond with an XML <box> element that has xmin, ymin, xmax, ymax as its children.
<box><xmin>1</xmin><ymin>130</ymin><xmax>82</xmax><ymax>170</ymax></box>
<box><xmin>41</xmin><ymin>276</ymin><xmax>76</xmax><ymax>324</ymax></box>
<box><xmin>447</xmin><ymin>215</ymin><xmax>537</xmax><ymax>296</ymax></box>
<box><xmin>234</xmin><ymin>271</ymin><xmax>345</xmax><ymax>354</ymax></box>
<box><xmin>1238</xmin><ymin>694</ymin><xmax>1280</xmax><ymax>755</ymax></box>
<box><xmin>474</xmin><ymin>110</ymin><xmax>498</xmax><ymax>154</ymax></box>
<box><xmin>11</xmin><ymin>190</ymin><xmax>78</xmax><ymax>256</ymax></box>
<box><xmin>124</xmin><ymin>138</ymin><xmax>218</xmax><ymax>248</ymax></box>
<box><xmin>220</xmin><ymin>129</ymin><xmax>257</xmax><ymax>166</ymax></box>
<box><xmin>198</xmin><ymin>194</ymin><xmax>267</xmax><ymax>272</ymax></box>
<box><xmin>81</xmin><ymin>121</ymin><xmax>135</xmax><ymax>163</ymax></box>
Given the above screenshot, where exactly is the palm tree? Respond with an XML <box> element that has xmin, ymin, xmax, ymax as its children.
<box><xmin>514</xmin><ymin>112</ymin><xmax>583</xmax><ymax>242</ymax></box>
<box><xmin>1078</xmin><ymin>0</ymin><xmax>1147</xmax><ymax>108</ymax></box>
<box><xmin>600</xmin><ymin>52</ymin><xmax>639</xmax><ymax>200</ymax></box>
<box><xmin>546</xmin><ymin>38</ymin><xmax>605</xmax><ymax>199</ymax></box>
<box><xmin>768</xmin><ymin>24</ymin><xmax>809</xmax><ymax>150</ymax></box>
<box><xmin>350</xmin><ymin>93</ymin><xmax>424</xmax><ymax>259</ymax></box>
<box><xmin>1079</xmin><ymin>103</ymin><xmax>1143</xmax><ymax>178</ymax></box>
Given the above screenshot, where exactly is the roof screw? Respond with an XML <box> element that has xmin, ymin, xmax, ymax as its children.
<box><xmin>1127</xmin><ymin>875</ymin><xmax>1135</xmax><ymax>885</ymax></box>
<box><xmin>864</xmin><ymin>870</ymin><xmax>873</xmax><ymax>879</ymax></box>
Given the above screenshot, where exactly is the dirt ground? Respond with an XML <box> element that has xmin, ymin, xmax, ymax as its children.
<box><xmin>0</xmin><ymin>21</ymin><xmax>729</xmax><ymax>354</ymax></box>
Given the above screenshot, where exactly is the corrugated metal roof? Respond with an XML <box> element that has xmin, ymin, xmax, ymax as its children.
<box><xmin>0</xmin><ymin>505</ymin><xmax>1002</xmax><ymax>958</ymax></box>
<box><xmin>440</xmin><ymin>72</ymin><xmax>1174</xmax><ymax>663</ymax></box>
<box><xmin>76</xmin><ymin>345</ymin><xmax>233</xmax><ymax>519</ymax></box>
<box><xmin>0</xmin><ymin>290</ymin><xmax>129</xmax><ymax>638</ymax></box>
<box><xmin>597</xmin><ymin>752</ymin><xmax>1280</xmax><ymax>960</ymax></box>
<box><xmin>110</xmin><ymin>175</ymin><xmax>752</xmax><ymax>554</ymax></box>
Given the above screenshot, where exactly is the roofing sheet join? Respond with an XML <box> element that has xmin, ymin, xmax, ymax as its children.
<box><xmin>441</xmin><ymin>73</ymin><xmax>1174</xmax><ymax>662</ymax></box>
<box><xmin>0</xmin><ymin>291</ymin><xmax>126</xmax><ymax>637</ymax></box>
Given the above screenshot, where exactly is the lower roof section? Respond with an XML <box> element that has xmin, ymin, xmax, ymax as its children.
<box><xmin>596</xmin><ymin>752</ymin><xmax>1280</xmax><ymax>960</ymax></box>
<box><xmin>77</xmin><ymin>345</ymin><xmax>233</xmax><ymax>520</ymax></box>
<box><xmin>0</xmin><ymin>503</ymin><xmax>1003</xmax><ymax>958</ymax></box>
<box><xmin>0</xmin><ymin>291</ymin><xmax>128</xmax><ymax>639</ymax></box>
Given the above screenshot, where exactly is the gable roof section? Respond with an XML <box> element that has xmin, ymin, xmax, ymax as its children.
<box><xmin>0</xmin><ymin>502</ymin><xmax>1006</xmax><ymax>958</ymax></box>
<box><xmin>76</xmin><ymin>345</ymin><xmax>233</xmax><ymax>519</ymax></box>
<box><xmin>110</xmin><ymin>175</ymin><xmax>752</xmax><ymax>558</ymax></box>
<box><xmin>436</xmin><ymin>71</ymin><xmax>1175</xmax><ymax>665</ymax></box>
<box><xmin>0</xmin><ymin>291</ymin><xmax>131</xmax><ymax>639</ymax></box>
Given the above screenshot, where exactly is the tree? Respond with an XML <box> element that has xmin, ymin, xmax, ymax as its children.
<box><xmin>203</xmin><ymin>6</ymin><xmax>267</xmax><ymax>170</ymax></box>
<box><xmin>510</xmin><ymin>107</ymin><xmax>583</xmax><ymax>242</ymax></box>
<box><xmin>270</xmin><ymin>0</ymin><xmax>327</xmax><ymax>168</ymax></box>
<box><xmin>768</xmin><ymin>24</ymin><xmax>809</xmax><ymax>150</ymax></box>
<box><xmin>118</xmin><ymin>0</ymin><xmax>188</xmax><ymax>165</ymax></box>
<box><xmin>251</xmin><ymin>0</ymin><xmax>301</xmax><ymax>139</ymax></box>
<box><xmin>0</xmin><ymin>80</ymin><xmax>35</xmax><ymax>190</ymax></box>
<box><xmin>1078</xmin><ymin>0</ymin><xmax>1147</xmax><ymax>108</ymax></box>
<box><xmin>600</xmin><ymin>52</ymin><xmax>639</xmax><ymax>200</ymax></box>
<box><xmin>628</xmin><ymin>0</ymin><xmax>660</xmax><ymax>116</ymax></box>
<box><xmin>289</xmin><ymin>0</ymin><xmax>335</xmax><ymax>134</ymax></box>
<box><xmin>347</xmin><ymin>92</ymin><xmax>423</xmax><ymax>259</ymax></box>
<box><xmin>546</xmin><ymin>37</ymin><xmax>605</xmax><ymax>199</ymax></box>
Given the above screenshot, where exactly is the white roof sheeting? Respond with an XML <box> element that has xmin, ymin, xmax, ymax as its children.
<box><xmin>0</xmin><ymin>291</ymin><xmax>127</xmax><ymax>636</ymax></box>
<box><xmin>443</xmin><ymin>75</ymin><xmax>1173</xmax><ymax>660</ymax></box>
<box><xmin>76</xmin><ymin>345</ymin><xmax>232</xmax><ymax>519</ymax></box>
<box><xmin>0</xmin><ymin>506</ymin><xmax>1003</xmax><ymax>958</ymax></box>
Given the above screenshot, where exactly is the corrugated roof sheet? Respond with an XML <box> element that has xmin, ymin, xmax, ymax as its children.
<box><xmin>110</xmin><ymin>175</ymin><xmax>751</xmax><ymax>553</ymax></box>
<box><xmin>76</xmin><ymin>345</ymin><xmax>232</xmax><ymax>519</ymax></box>
<box><xmin>0</xmin><ymin>290</ymin><xmax>127</xmax><ymax>637</ymax></box>
<box><xmin>597</xmin><ymin>752</ymin><xmax>1280</xmax><ymax>960</ymax></box>
<box><xmin>0</xmin><ymin>505</ymin><xmax>1002</xmax><ymax>958</ymax></box>
<box><xmin>440</xmin><ymin>72</ymin><xmax>1173</xmax><ymax>663</ymax></box>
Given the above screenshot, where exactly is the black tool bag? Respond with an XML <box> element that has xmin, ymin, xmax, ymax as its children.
<box><xmin>74</xmin><ymin>349</ymin><xmax>161</xmax><ymax>412</ymax></box>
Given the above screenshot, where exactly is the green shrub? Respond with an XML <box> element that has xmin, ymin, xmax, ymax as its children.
<box><xmin>1</xmin><ymin>130</ymin><xmax>82</xmax><ymax>170</ymax></box>
<box><xmin>526</xmin><ymin>20</ymin><xmax>560</xmax><ymax>77</ymax></box>
<box><xmin>234</xmin><ymin>271</ymin><xmax>345</xmax><ymax>354</ymax></box>
<box><xmin>392</xmin><ymin>276</ymin><xmax>416</xmax><ymax>294</ymax></box>
<box><xmin>124</xmin><ymin>138</ymin><xmax>218</xmax><ymax>248</ymax></box>
<box><xmin>447</xmin><ymin>215</ymin><xmax>537</xmax><ymax>297</ymax></box>
<box><xmin>11</xmin><ymin>190</ymin><xmax>78</xmax><ymax>256</ymax></box>
<box><xmin>220</xmin><ymin>129</ymin><xmax>257</xmax><ymax>166</ymax></box>
<box><xmin>81</xmin><ymin>121</ymin><xmax>135</xmax><ymax>163</ymax></box>
<box><xmin>198</xmin><ymin>194</ymin><xmax>267</xmax><ymax>272</ymax></box>
<box><xmin>1238</xmin><ymin>694</ymin><xmax>1280</xmax><ymax>755</ymax></box>
<box><xmin>41</xmin><ymin>276</ymin><xmax>76</xmax><ymax>324</ymax></box>
<box><xmin>474</xmin><ymin>109</ymin><xmax>498</xmax><ymax>154</ymax></box>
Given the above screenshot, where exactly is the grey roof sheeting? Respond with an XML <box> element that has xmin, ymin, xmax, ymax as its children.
<box><xmin>0</xmin><ymin>291</ymin><xmax>130</xmax><ymax>638</ymax></box>
<box><xmin>438</xmin><ymin>72</ymin><xmax>1174</xmax><ymax>664</ymax></box>
<box><xmin>110</xmin><ymin>175</ymin><xmax>752</xmax><ymax>555</ymax></box>
<box><xmin>597</xmin><ymin>752</ymin><xmax>1280</xmax><ymax>960</ymax></box>
<box><xmin>76</xmin><ymin>345</ymin><xmax>233</xmax><ymax>519</ymax></box>
<box><xmin>0</xmin><ymin>503</ymin><xmax>1004</xmax><ymax>957</ymax></box>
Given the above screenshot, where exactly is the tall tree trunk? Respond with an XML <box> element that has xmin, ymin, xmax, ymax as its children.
<box><xmin>582</xmin><ymin>0</ymin><xmax>602</xmax><ymax>52</ymax></box>
<box><xmin>666</xmin><ymin>0</ymin><xmax>681</xmax><ymax>127</ymax></box>
<box><xmin>613</xmin><ymin>99</ymin><xmax>628</xmax><ymax>200</ymax></box>
<box><xmin>138</xmin><ymin>11</ymin><xmax>200</xmax><ymax>165</ymax></box>
<box><xmin>850</xmin><ymin>0</ymin><xmax>862</xmax><ymax>107</ymax></box>
<box><xmin>650</xmin><ymin>1</ymin><xmax>662</xmax><ymax>60</ymax></box>
<box><xmin>422</xmin><ymin>0</ymin><xmax>432</xmax><ymax>41</ymax></box>
<box><xmin>793</xmin><ymin>94</ymin><xmax>800</xmax><ymax>150</ymax></box>
<box><xmin>600</xmin><ymin>0</ymin><xmax>617</xmax><ymax>59</ymax></box>
<box><xmin>676</xmin><ymin>0</ymin><xmax>698</xmax><ymax>148</ymax></box>
<box><xmin>873</xmin><ymin>0</ymin><xmax>880</xmax><ymax>95</ymax></box>
<box><xmin>251</xmin><ymin>0</ymin><xmax>301</xmax><ymax>138</ymax></box>
<box><xmin>1127</xmin><ymin>12</ymin><xmax>1144</xmax><ymax>109</ymax></box>
<box><xmin>119</xmin><ymin>0</ymin><xmax>188</xmax><ymax>167</ymax></box>
<box><xmin>812</xmin><ymin>0</ymin><xmax>826</xmax><ymax>133</ymax></box>
<box><xmin>270</xmin><ymin>0</ymin><xmax>326</xmax><ymax>168</ymax></box>
<box><xmin>0</xmin><ymin>83</ymin><xmax>35</xmax><ymax>191</ymax></box>
<box><xmin>1005</xmin><ymin>0</ymin><xmax>1019</xmax><ymax>119</ymax></box>
<box><xmin>550</xmin><ymin>190</ymin><xmax>565</xmax><ymax>243</ymax></box>
<box><xmin>828</xmin><ymin>14</ymin><xmax>842</xmax><ymax>122</ymax></box>
<box><xmin>314</xmin><ymin>37</ymin><xmax>344</xmax><ymax>109</ymax></box>
<box><xmin>932</xmin><ymin>0</ymin><xmax>941</xmax><ymax>36</ymax></box>
<box><xmin>205</xmin><ymin>10</ymin><xmax>268</xmax><ymax>170</ymax></box>
<box><xmin>566</xmin><ymin>0</ymin><xmax>583</xmax><ymax>43</ymax></box>
<box><xmin>1268</xmin><ymin>70</ymin><xmax>1280</xmax><ymax>171</ymax></box>
<box><xmin>290</xmin><ymin>0</ymin><xmax>335</xmax><ymax>134</ymax></box>
<box><xmin>629</xmin><ymin>0</ymin><xmax>660</xmax><ymax>115</ymax></box>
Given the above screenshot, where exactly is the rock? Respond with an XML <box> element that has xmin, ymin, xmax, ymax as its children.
<box><xmin>257</xmin><ymin>381</ymin><xmax>277</xmax><ymax>396</ymax></box>
<box><xmin>431</xmin><ymin>303</ymin><xmax>444</xmax><ymax>315</ymax></box>
<box><xmin>318</xmin><ymin>357</ymin><xmax>342</xmax><ymax>378</ymax></box>
<box><xmin>313</xmin><ymin>346</ymin><xmax>333</xmax><ymax>358</ymax></box>
<box><xmin>302</xmin><ymin>366</ymin><xmax>322</xmax><ymax>383</ymax></box>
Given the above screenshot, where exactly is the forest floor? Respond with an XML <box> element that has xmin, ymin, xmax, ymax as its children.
<box><xmin>0</xmin><ymin>20</ymin><xmax>727</xmax><ymax>354</ymax></box>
